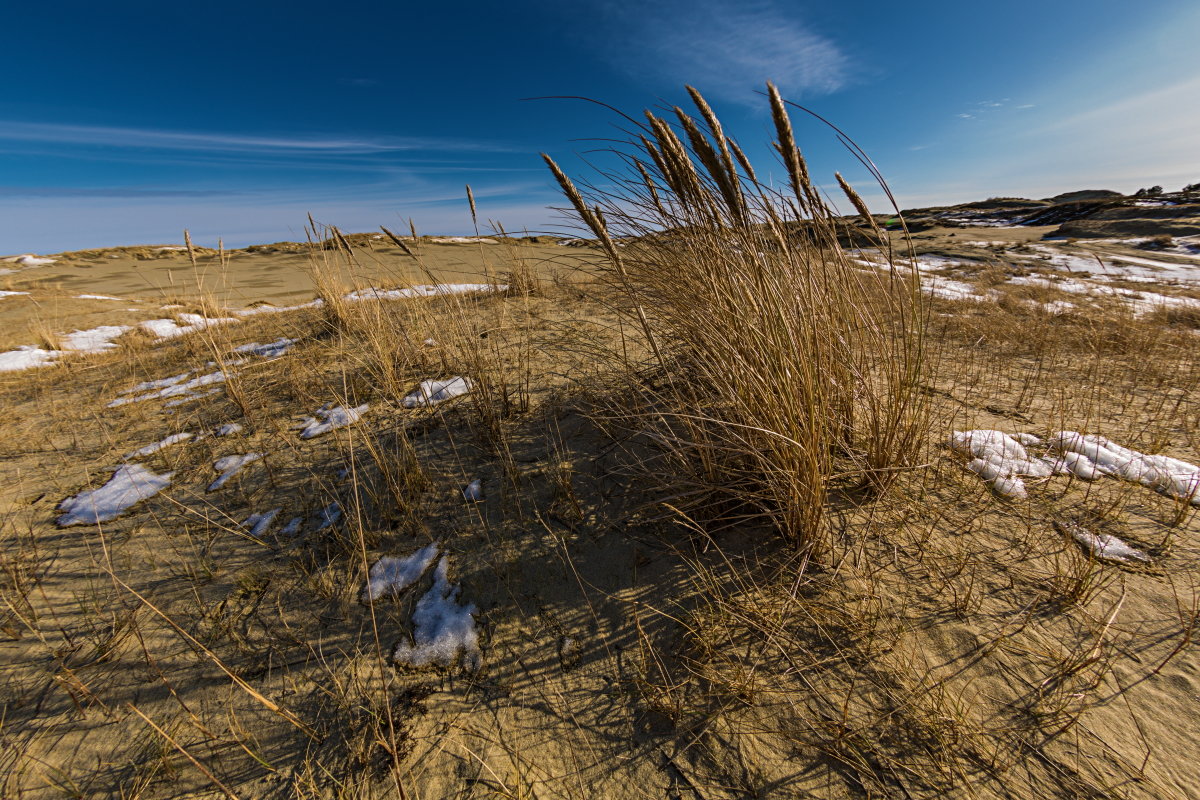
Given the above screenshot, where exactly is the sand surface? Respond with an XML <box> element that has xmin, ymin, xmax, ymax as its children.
<box><xmin>3</xmin><ymin>224</ymin><xmax>1200</xmax><ymax>799</ymax></box>
<box><xmin>0</xmin><ymin>239</ymin><xmax>573</xmax><ymax>351</ymax></box>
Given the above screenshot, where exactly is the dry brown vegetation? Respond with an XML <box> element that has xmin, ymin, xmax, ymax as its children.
<box><xmin>2</xmin><ymin>86</ymin><xmax>1199</xmax><ymax>799</ymax></box>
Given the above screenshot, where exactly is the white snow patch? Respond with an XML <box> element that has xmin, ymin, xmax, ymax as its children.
<box><xmin>0</xmin><ymin>290</ymin><xmax>29</xmax><ymax>298</ymax></box>
<box><xmin>76</xmin><ymin>294</ymin><xmax>121</xmax><ymax>301</ymax></box>
<box><xmin>1063</xmin><ymin>522</ymin><xmax>1151</xmax><ymax>564</ymax></box>
<box><xmin>362</xmin><ymin>543</ymin><xmax>440</xmax><ymax>602</ymax></box>
<box><xmin>208</xmin><ymin>453</ymin><xmax>261</xmax><ymax>491</ymax></box>
<box><xmin>140</xmin><ymin>313</ymin><xmax>240</xmax><ymax>340</ymax></box>
<box><xmin>233</xmin><ymin>337</ymin><xmax>296</xmax><ymax>358</ymax></box>
<box><xmin>428</xmin><ymin>237</ymin><xmax>499</xmax><ymax>244</ymax></box>
<box><xmin>126</xmin><ymin>432</ymin><xmax>194</xmax><ymax>459</ymax></box>
<box><xmin>1043</xmin><ymin>450</ymin><xmax>1104</xmax><ymax>480</ymax></box>
<box><xmin>109</xmin><ymin>370</ymin><xmax>226</xmax><ymax>407</ymax></box>
<box><xmin>316</xmin><ymin>503</ymin><xmax>341</xmax><ymax>529</ymax></box>
<box><xmin>59</xmin><ymin>324</ymin><xmax>130</xmax><ymax>353</ymax></box>
<box><xmin>1022</xmin><ymin>244</ymin><xmax>1200</xmax><ymax>283</ymax></box>
<box><xmin>1</xmin><ymin>254</ymin><xmax>56</xmax><ymax>266</ymax></box>
<box><xmin>1049</xmin><ymin>432</ymin><xmax>1200</xmax><ymax>504</ymax></box>
<box><xmin>0</xmin><ymin>346</ymin><xmax>56</xmax><ymax>371</ymax></box>
<box><xmin>949</xmin><ymin>430</ymin><xmax>1054</xmax><ymax>499</ymax></box>
<box><xmin>244</xmin><ymin>509</ymin><xmax>280</xmax><ymax>538</ymax></box>
<box><xmin>402</xmin><ymin>377</ymin><xmax>472</xmax><ymax>407</ymax></box>
<box><xmin>392</xmin><ymin>556</ymin><xmax>480</xmax><ymax>669</ymax></box>
<box><xmin>1040</xmin><ymin>300</ymin><xmax>1077</xmax><ymax>314</ymax></box>
<box><xmin>964</xmin><ymin>458</ymin><xmax>1028</xmax><ymax>499</ymax></box>
<box><xmin>343</xmin><ymin>283</ymin><xmax>503</xmax><ymax>302</ymax></box>
<box><xmin>280</xmin><ymin>517</ymin><xmax>303</xmax><ymax>537</ymax></box>
<box><xmin>58</xmin><ymin>464</ymin><xmax>172</xmax><ymax>526</ymax></box>
<box><xmin>233</xmin><ymin>300</ymin><xmax>322</xmax><ymax>316</ymax></box>
<box><xmin>164</xmin><ymin>388</ymin><xmax>220</xmax><ymax>408</ymax></box>
<box><xmin>123</xmin><ymin>372</ymin><xmax>190</xmax><ymax>394</ymax></box>
<box><xmin>1008</xmin><ymin>273</ymin><xmax>1200</xmax><ymax>315</ymax></box>
<box><xmin>925</xmin><ymin>276</ymin><xmax>988</xmax><ymax>302</ymax></box>
<box><xmin>298</xmin><ymin>404</ymin><xmax>368</xmax><ymax>439</ymax></box>
<box><xmin>463</xmin><ymin>479</ymin><xmax>484</xmax><ymax>502</ymax></box>
<box><xmin>215</xmin><ymin>423</ymin><xmax>243</xmax><ymax>436</ymax></box>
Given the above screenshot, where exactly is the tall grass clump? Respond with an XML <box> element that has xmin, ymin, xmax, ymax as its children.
<box><xmin>544</xmin><ymin>83</ymin><xmax>929</xmax><ymax>555</ymax></box>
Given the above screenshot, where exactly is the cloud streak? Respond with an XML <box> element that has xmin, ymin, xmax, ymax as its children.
<box><xmin>0</xmin><ymin>121</ymin><xmax>515</xmax><ymax>155</ymax></box>
<box><xmin>603</xmin><ymin>0</ymin><xmax>848</xmax><ymax>104</ymax></box>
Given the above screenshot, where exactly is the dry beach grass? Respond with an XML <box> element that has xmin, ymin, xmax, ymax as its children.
<box><xmin>2</xmin><ymin>86</ymin><xmax>1200</xmax><ymax>798</ymax></box>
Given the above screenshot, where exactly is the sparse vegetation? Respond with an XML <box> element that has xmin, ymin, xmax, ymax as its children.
<box><xmin>1</xmin><ymin>86</ymin><xmax>1199</xmax><ymax>799</ymax></box>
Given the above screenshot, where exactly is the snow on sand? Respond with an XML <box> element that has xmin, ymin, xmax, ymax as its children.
<box><xmin>362</xmin><ymin>543</ymin><xmax>440</xmax><ymax>602</ymax></box>
<box><xmin>298</xmin><ymin>404</ymin><xmax>369</xmax><ymax>439</ymax></box>
<box><xmin>58</xmin><ymin>464</ymin><xmax>173</xmax><ymax>526</ymax></box>
<box><xmin>402</xmin><ymin>377</ymin><xmax>472</xmax><ymax>408</ymax></box>
<box><xmin>208</xmin><ymin>454</ymin><xmax>261</xmax><ymax>491</ymax></box>
<box><xmin>392</xmin><ymin>556</ymin><xmax>481</xmax><ymax>669</ymax></box>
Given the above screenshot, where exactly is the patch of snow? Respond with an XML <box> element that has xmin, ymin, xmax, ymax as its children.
<box><xmin>1049</xmin><ymin>432</ymin><xmax>1200</xmax><ymax>504</ymax></box>
<box><xmin>1007</xmin><ymin>273</ymin><xmax>1200</xmax><ymax>315</ymax></box>
<box><xmin>280</xmin><ymin>516</ymin><xmax>303</xmax><ymax>537</ymax></box>
<box><xmin>911</xmin><ymin>255</ymin><xmax>978</xmax><ymax>272</ymax></box>
<box><xmin>77</xmin><ymin>294</ymin><xmax>121</xmax><ymax>301</ymax></box>
<box><xmin>1023</xmin><ymin>244</ymin><xmax>1200</xmax><ymax>283</ymax></box>
<box><xmin>1064</xmin><ymin>522</ymin><xmax>1151</xmax><ymax>564</ymax></box>
<box><xmin>233</xmin><ymin>300</ymin><xmax>322</xmax><ymax>316</ymax></box>
<box><xmin>233</xmin><ymin>337</ymin><xmax>296</xmax><ymax>358</ymax></box>
<box><xmin>949</xmin><ymin>430</ymin><xmax>1054</xmax><ymax>499</ymax></box>
<box><xmin>316</xmin><ymin>503</ymin><xmax>341</xmax><ymax>529</ymax></box>
<box><xmin>163</xmin><ymin>388</ymin><xmax>221</xmax><ymax>408</ymax></box>
<box><xmin>428</xmin><ymin>237</ymin><xmax>499</xmax><ymax>244</ymax></box>
<box><xmin>392</xmin><ymin>556</ymin><xmax>480</xmax><ymax>669</ymax></box>
<box><xmin>343</xmin><ymin>283</ymin><xmax>503</xmax><ymax>302</ymax></box>
<box><xmin>0</xmin><ymin>290</ymin><xmax>29</xmax><ymax>298</ymax></box>
<box><xmin>965</xmin><ymin>458</ymin><xmax>1028</xmax><ymax>499</ymax></box>
<box><xmin>110</xmin><ymin>369</ymin><xmax>226</xmax><ymax>407</ymax></box>
<box><xmin>463</xmin><ymin>478</ymin><xmax>484</xmax><ymax>502</ymax></box>
<box><xmin>59</xmin><ymin>324</ymin><xmax>130</xmax><ymax>353</ymax></box>
<box><xmin>208</xmin><ymin>453</ymin><xmax>261</xmax><ymax>491</ymax></box>
<box><xmin>215</xmin><ymin>423</ymin><xmax>242</xmax><ymax>436</ymax></box>
<box><xmin>362</xmin><ymin>543</ymin><xmax>440</xmax><ymax>602</ymax></box>
<box><xmin>402</xmin><ymin>377</ymin><xmax>472</xmax><ymax>408</ymax></box>
<box><xmin>123</xmin><ymin>372</ymin><xmax>191</xmax><ymax>394</ymax></box>
<box><xmin>1040</xmin><ymin>300</ymin><xmax>1077</xmax><ymax>314</ymax></box>
<box><xmin>244</xmin><ymin>509</ymin><xmax>280</xmax><ymax>538</ymax></box>
<box><xmin>925</xmin><ymin>276</ymin><xmax>987</xmax><ymax>302</ymax></box>
<box><xmin>126</xmin><ymin>432</ymin><xmax>193</xmax><ymax>459</ymax></box>
<box><xmin>140</xmin><ymin>313</ymin><xmax>240</xmax><ymax>340</ymax></box>
<box><xmin>298</xmin><ymin>404</ymin><xmax>368</xmax><ymax>439</ymax></box>
<box><xmin>57</xmin><ymin>464</ymin><xmax>172</xmax><ymax>526</ymax></box>
<box><xmin>1</xmin><ymin>254</ymin><xmax>56</xmax><ymax>266</ymax></box>
<box><xmin>0</xmin><ymin>346</ymin><xmax>56</xmax><ymax>371</ymax></box>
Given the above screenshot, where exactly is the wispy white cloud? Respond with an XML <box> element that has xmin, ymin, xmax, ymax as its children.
<box><xmin>0</xmin><ymin>121</ymin><xmax>514</xmax><ymax>155</ymax></box>
<box><xmin>602</xmin><ymin>0</ymin><xmax>848</xmax><ymax>104</ymax></box>
<box><xmin>954</xmin><ymin>98</ymin><xmax>1029</xmax><ymax>120</ymax></box>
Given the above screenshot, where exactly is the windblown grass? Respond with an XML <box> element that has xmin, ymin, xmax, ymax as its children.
<box><xmin>2</xmin><ymin>85</ymin><xmax>1200</xmax><ymax>800</ymax></box>
<box><xmin>543</xmin><ymin>83</ymin><xmax>929</xmax><ymax>554</ymax></box>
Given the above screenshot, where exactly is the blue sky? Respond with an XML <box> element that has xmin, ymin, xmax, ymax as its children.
<box><xmin>2</xmin><ymin>0</ymin><xmax>1197</xmax><ymax>252</ymax></box>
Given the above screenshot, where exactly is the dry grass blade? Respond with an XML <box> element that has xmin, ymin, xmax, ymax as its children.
<box><xmin>127</xmin><ymin>704</ymin><xmax>242</xmax><ymax>800</ymax></box>
<box><xmin>544</xmin><ymin>84</ymin><xmax>930</xmax><ymax>552</ymax></box>
<box><xmin>109</xmin><ymin>572</ymin><xmax>316</xmax><ymax>738</ymax></box>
